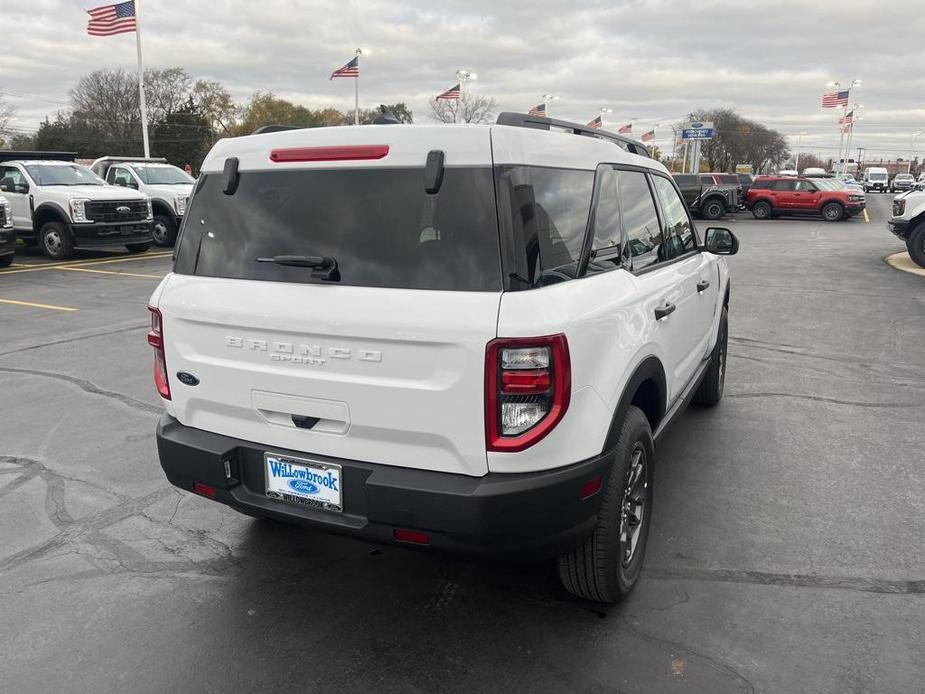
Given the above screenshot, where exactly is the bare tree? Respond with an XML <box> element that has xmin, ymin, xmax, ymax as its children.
<box><xmin>429</xmin><ymin>92</ymin><xmax>498</xmax><ymax>124</ymax></box>
<box><xmin>191</xmin><ymin>79</ymin><xmax>238</xmax><ymax>135</ymax></box>
<box><xmin>69</xmin><ymin>68</ymin><xmax>140</xmax><ymax>146</ymax></box>
<box><xmin>143</xmin><ymin>67</ymin><xmax>193</xmax><ymax>121</ymax></box>
<box><xmin>0</xmin><ymin>91</ymin><xmax>16</xmax><ymax>144</ymax></box>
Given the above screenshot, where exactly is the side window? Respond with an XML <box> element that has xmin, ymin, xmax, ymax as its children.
<box><xmin>587</xmin><ymin>165</ymin><xmax>622</xmax><ymax>272</ymax></box>
<box><xmin>618</xmin><ymin>170</ymin><xmax>665</xmax><ymax>272</ymax></box>
<box><xmin>700</xmin><ymin>175</ymin><xmax>715</xmax><ymax>185</ymax></box>
<box><xmin>795</xmin><ymin>180</ymin><xmax>816</xmax><ymax>192</ymax></box>
<box><xmin>112</xmin><ymin>167</ymin><xmax>132</xmax><ymax>187</ymax></box>
<box><xmin>652</xmin><ymin>175</ymin><xmax>698</xmax><ymax>254</ymax></box>
<box><xmin>771</xmin><ymin>179</ymin><xmax>794</xmax><ymax>191</ymax></box>
<box><xmin>106</xmin><ymin>167</ymin><xmax>118</xmax><ymax>184</ymax></box>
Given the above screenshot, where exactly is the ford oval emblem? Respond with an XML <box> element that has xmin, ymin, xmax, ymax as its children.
<box><xmin>116</xmin><ymin>205</ymin><xmax>131</xmax><ymax>214</ymax></box>
<box><xmin>288</xmin><ymin>479</ymin><xmax>319</xmax><ymax>495</ymax></box>
<box><xmin>176</xmin><ymin>371</ymin><xmax>200</xmax><ymax>386</ymax></box>
<box><xmin>691</xmin><ymin>121</ymin><xmax>703</xmax><ymax>128</ymax></box>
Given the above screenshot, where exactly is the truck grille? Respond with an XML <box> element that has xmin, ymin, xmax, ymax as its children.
<box><xmin>86</xmin><ymin>200</ymin><xmax>148</xmax><ymax>223</ymax></box>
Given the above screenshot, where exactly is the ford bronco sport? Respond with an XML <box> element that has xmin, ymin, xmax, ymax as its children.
<box><xmin>151</xmin><ymin>113</ymin><xmax>738</xmax><ymax>603</ymax></box>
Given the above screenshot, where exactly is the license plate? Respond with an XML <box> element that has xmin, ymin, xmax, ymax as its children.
<box><xmin>264</xmin><ymin>453</ymin><xmax>342</xmax><ymax>512</ymax></box>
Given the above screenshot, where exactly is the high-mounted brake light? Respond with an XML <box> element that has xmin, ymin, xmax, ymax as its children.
<box><xmin>269</xmin><ymin>145</ymin><xmax>390</xmax><ymax>163</ymax></box>
<box><xmin>148</xmin><ymin>306</ymin><xmax>171</xmax><ymax>400</ymax></box>
<box><xmin>485</xmin><ymin>335</ymin><xmax>570</xmax><ymax>452</ymax></box>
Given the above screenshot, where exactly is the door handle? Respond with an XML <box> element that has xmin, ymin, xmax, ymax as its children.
<box><xmin>654</xmin><ymin>302</ymin><xmax>676</xmax><ymax>320</ymax></box>
<box><xmin>697</xmin><ymin>280</ymin><xmax>710</xmax><ymax>292</ymax></box>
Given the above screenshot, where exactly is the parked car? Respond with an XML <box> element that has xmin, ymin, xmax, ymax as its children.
<box><xmin>736</xmin><ymin>173</ymin><xmax>754</xmax><ymax>198</ymax></box>
<box><xmin>673</xmin><ymin>173</ymin><xmax>739</xmax><ymax>219</ymax></box>
<box><xmin>888</xmin><ymin>188</ymin><xmax>925</xmax><ymax>267</ymax></box>
<box><xmin>746</xmin><ymin>175</ymin><xmax>866</xmax><ymax>221</ymax></box>
<box><xmin>151</xmin><ymin>113</ymin><xmax>737</xmax><ymax>604</ymax></box>
<box><xmin>0</xmin><ymin>151</ymin><xmax>153</xmax><ymax>260</ymax></box>
<box><xmin>0</xmin><ymin>195</ymin><xmax>13</xmax><ymax>268</ymax></box>
<box><xmin>862</xmin><ymin>167</ymin><xmax>890</xmax><ymax>193</ymax></box>
<box><xmin>891</xmin><ymin>173</ymin><xmax>915</xmax><ymax>193</ymax></box>
<box><xmin>91</xmin><ymin>157</ymin><xmax>194</xmax><ymax>247</ymax></box>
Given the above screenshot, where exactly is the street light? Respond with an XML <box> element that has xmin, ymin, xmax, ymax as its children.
<box><xmin>456</xmin><ymin>69</ymin><xmax>477</xmax><ymax>83</ymax></box>
<box><xmin>540</xmin><ymin>94</ymin><xmax>559</xmax><ymax>116</ymax></box>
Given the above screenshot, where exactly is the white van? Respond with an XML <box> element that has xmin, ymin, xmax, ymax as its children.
<box><xmin>863</xmin><ymin>167</ymin><xmax>889</xmax><ymax>193</ymax></box>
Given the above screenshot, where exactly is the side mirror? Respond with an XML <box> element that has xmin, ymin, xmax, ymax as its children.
<box><xmin>704</xmin><ymin>227</ymin><xmax>738</xmax><ymax>255</ymax></box>
<box><xmin>15</xmin><ymin>183</ymin><xmax>29</xmax><ymax>194</ymax></box>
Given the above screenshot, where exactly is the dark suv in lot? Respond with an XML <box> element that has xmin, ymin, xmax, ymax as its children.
<box><xmin>746</xmin><ymin>175</ymin><xmax>865</xmax><ymax>222</ymax></box>
<box><xmin>673</xmin><ymin>173</ymin><xmax>739</xmax><ymax>220</ymax></box>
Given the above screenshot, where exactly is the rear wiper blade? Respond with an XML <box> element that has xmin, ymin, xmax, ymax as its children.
<box><xmin>255</xmin><ymin>255</ymin><xmax>340</xmax><ymax>281</ymax></box>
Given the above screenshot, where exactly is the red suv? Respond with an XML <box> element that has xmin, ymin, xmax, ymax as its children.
<box><xmin>746</xmin><ymin>176</ymin><xmax>866</xmax><ymax>222</ymax></box>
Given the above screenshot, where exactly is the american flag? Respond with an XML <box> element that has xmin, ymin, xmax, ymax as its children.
<box><xmin>838</xmin><ymin>110</ymin><xmax>854</xmax><ymax>124</ymax></box>
<box><xmin>436</xmin><ymin>83</ymin><xmax>461</xmax><ymax>100</ymax></box>
<box><xmin>618</xmin><ymin>123</ymin><xmax>632</xmax><ymax>134</ymax></box>
<box><xmin>641</xmin><ymin>129</ymin><xmax>655</xmax><ymax>142</ymax></box>
<box><xmin>822</xmin><ymin>90</ymin><xmax>849</xmax><ymax>108</ymax></box>
<box><xmin>527</xmin><ymin>103</ymin><xmax>546</xmax><ymax>117</ymax></box>
<box><xmin>587</xmin><ymin>115</ymin><xmax>603</xmax><ymax>129</ymax></box>
<box><xmin>330</xmin><ymin>56</ymin><xmax>359</xmax><ymax>80</ymax></box>
<box><xmin>86</xmin><ymin>0</ymin><xmax>136</xmax><ymax>36</ymax></box>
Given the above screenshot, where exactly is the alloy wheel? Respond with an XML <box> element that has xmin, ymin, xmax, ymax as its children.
<box><xmin>620</xmin><ymin>444</ymin><xmax>648</xmax><ymax>566</ymax></box>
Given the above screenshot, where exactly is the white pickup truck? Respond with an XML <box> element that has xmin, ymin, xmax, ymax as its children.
<box><xmin>0</xmin><ymin>195</ymin><xmax>13</xmax><ymax>267</ymax></box>
<box><xmin>91</xmin><ymin>157</ymin><xmax>194</xmax><ymax>247</ymax></box>
<box><xmin>0</xmin><ymin>152</ymin><xmax>153</xmax><ymax>260</ymax></box>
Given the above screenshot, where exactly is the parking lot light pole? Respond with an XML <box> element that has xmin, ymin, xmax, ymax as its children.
<box><xmin>912</xmin><ymin>131</ymin><xmax>922</xmax><ymax>173</ymax></box>
<box><xmin>542</xmin><ymin>94</ymin><xmax>559</xmax><ymax>116</ymax></box>
<box><xmin>795</xmin><ymin>131</ymin><xmax>807</xmax><ymax>173</ymax></box>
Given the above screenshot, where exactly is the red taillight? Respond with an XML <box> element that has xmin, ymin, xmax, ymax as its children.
<box><xmin>192</xmin><ymin>481</ymin><xmax>216</xmax><ymax>498</ymax></box>
<box><xmin>148</xmin><ymin>306</ymin><xmax>171</xmax><ymax>400</ymax></box>
<box><xmin>269</xmin><ymin>145</ymin><xmax>390</xmax><ymax>163</ymax></box>
<box><xmin>393</xmin><ymin>528</ymin><xmax>430</xmax><ymax>545</ymax></box>
<box><xmin>485</xmin><ymin>335</ymin><xmax>570</xmax><ymax>453</ymax></box>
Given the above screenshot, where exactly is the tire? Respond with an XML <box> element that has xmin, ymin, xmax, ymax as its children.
<box><xmin>0</xmin><ymin>254</ymin><xmax>13</xmax><ymax>268</ymax></box>
<box><xmin>702</xmin><ymin>198</ymin><xmax>725</xmax><ymax>221</ymax></box>
<box><xmin>907</xmin><ymin>224</ymin><xmax>925</xmax><ymax>269</ymax></box>
<box><xmin>125</xmin><ymin>242</ymin><xmax>152</xmax><ymax>254</ymax></box>
<box><xmin>821</xmin><ymin>202</ymin><xmax>844</xmax><ymax>222</ymax></box>
<box><xmin>558</xmin><ymin>405</ymin><xmax>654</xmax><ymax>604</ymax></box>
<box><xmin>151</xmin><ymin>214</ymin><xmax>178</xmax><ymax>247</ymax></box>
<box><xmin>40</xmin><ymin>221</ymin><xmax>74</xmax><ymax>260</ymax></box>
<box><xmin>694</xmin><ymin>305</ymin><xmax>728</xmax><ymax>407</ymax></box>
<box><xmin>752</xmin><ymin>201</ymin><xmax>772</xmax><ymax>220</ymax></box>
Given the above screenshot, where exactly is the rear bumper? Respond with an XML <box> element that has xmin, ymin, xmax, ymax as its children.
<box><xmin>70</xmin><ymin>220</ymin><xmax>153</xmax><ymax>246</ymax></box>
<box><xmin>156</xmin><ymin>414</ymin><xmax>612</xmax><ymax>556</ymax></box>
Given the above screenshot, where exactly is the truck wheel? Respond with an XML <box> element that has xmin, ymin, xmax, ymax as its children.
<box><xmin>752</xmin><ymin>201</ymin><xmax>771</xmax><ymax>220</ymax></box>
<box><xmin>702</xmin><ymin>198</ymin><xmax>725</xmax><ymax>220</ymax></box>
<box><xmin>0</xmin><ymin>254</ymin><xmax>13</xmax><ymax>268</ymax></box>
<box><xmin>907</xmin><ymin>225</ymin><xmax>925</xmax><ymax>269</ymax></box>
<box><xmin>694</xmin><ymin>305</ymin><xmax>728</xmax><ymax>407</ymax></box>
<box><xmin>821</xmin><ymin>202</ymin><xmax>844</xmax><ymax>222</ymax></box>
<box><xmin>557</xmin><ymin>405</ymin><xmax>654</xmax><ymax>604</ymax></box>
<box><xmin>125</xmin><ymin>242</ymin><xmax>152</xmax><ymax>254</ymax></box>
<box><xmin>152</xmin><ymin>214</ymin><xmax>177</xmax><ymax>247</ymax></box>
<box><xmin>40</xmin><ymin>222</ymin><xmax>74</xmax><ymax>260</ymax></box>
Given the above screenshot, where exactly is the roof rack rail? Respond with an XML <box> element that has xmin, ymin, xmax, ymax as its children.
<box><xmin>495</xmin><ymin>112</ymin><xmax>651</xmax><ymax>158</ymax></box>
<box><xmin>0</xmin><ymin>150</ymin><xmax>77</xmax><ymax>163</ymax></box>
<box><xmin>251</xmin><ymin>125</ymin><xmax>306</xmax><ymax>135</ymax></box>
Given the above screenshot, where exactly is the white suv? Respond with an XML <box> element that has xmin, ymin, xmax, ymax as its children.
<box><xmin>151</xmin><ymin>114</ymin><xmax>738</xmax><ymax>603</ymax></box>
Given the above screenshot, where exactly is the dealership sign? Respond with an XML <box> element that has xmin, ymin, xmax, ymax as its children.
<box><xmin>681</xmin><ymin>121</ymin><xmax>715</xmax><ymax>140</ymax></box>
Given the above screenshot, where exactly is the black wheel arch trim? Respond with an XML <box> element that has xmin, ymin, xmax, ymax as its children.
<box><xmin>151</xmin><ymin>199</ymin><xmax>174</xmax><ymax>217</ymax></box>
<box><xmin>32</xmin><ymin>203</ymin><xmax>71</xmax><ymax>235</ymax></box>
<box><xmin>602</xmin><ymin>356</ymin><xmax>667</xmax><ymax>453</ymax></box>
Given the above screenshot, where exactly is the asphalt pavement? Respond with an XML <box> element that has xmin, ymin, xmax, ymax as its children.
<box><xmin>1</xmin><ymin>193</ymin><xmax>922</xmax><ymax>693</ymax></box>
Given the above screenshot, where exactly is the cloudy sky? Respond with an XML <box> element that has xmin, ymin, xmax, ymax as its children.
<box><xmin>2</xmin><ymin>0</ymin><xmax>924</xmax><ymax>160</ymax></box>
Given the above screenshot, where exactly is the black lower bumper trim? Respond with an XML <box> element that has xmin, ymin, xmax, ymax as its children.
<box><xmin>156</xmin><ymin>415</ymin><xmax>612</xmax><ymax>555</ymax></box>
<box><xmin>888</xmin><ymin>220</ymin><xmax>911</xmax><ymax>240</ymax></box>
<box><xmin>71</xmin><ymin>221</ymin><xmax>153</xmax><ymax>245</ymax></box>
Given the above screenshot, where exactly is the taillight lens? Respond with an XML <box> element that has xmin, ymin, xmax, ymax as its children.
<box><xmin>147</xmin><ymin>306</ymin><xmax>171</xmax><ymax>400</ymax></box>
<box><xmin>485</xmin><ymin>335</ymin><xmax>570</xmax><ymax>452</ymax></box>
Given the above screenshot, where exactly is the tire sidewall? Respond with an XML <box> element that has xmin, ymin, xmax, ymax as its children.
<box><xmin>704</xmin><ymin>200</ymin><xmax>723</xmax><ymax>220</ymax></box>
<box><xmin>822</xmin><ymin>202</ymin><xmax>843</xmax><ymax>222</ymax></box>
<box><xmin>41</xmin><ymin>222</ymin><xmax>72</xmax><ymax>260</ymax></box>
<box><xmin>753</xmin><ymin>201</ymin><xmax>771</xmax><ymax>219</ymax></box>
<box><xmin>152</xmin><ymin>214</ymin><xmax>177</xmax><ymax>247</ymax></box>
<box><xmin>907</xmin><ymin>226</ymin><xmax>925</xmax><ymax>268</ymax></box>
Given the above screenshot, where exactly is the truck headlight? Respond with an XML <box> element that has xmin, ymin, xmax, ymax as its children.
<box><xmin>174</xmin><ymin>194</ymin><xmax>188</xmax><ymax>216</ymax></box>
<box><xmin>1</xmin><ymin>201</ymin><xmax>11</xmax><ymax>229</ymax></box>
<box><xmin>68</xmin><ymin>199</ymin><xmax>92</xmax><ymax>223</ymax></box>
<box><xmin>145</xmin><ymin>197</ymin><xmax>153</xmax><ymax>220</ymax></box>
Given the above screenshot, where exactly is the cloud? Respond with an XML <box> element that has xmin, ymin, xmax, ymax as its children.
<box><xmin>2</xmin><ymin>0</ymin><xmax>924</xmax><ymax>158</ymax></box>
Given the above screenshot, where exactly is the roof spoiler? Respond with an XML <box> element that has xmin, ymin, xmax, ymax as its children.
<box><xmin>0</xmin><ymin>150</ymin><xmax>77</xmax><ymax>163</ymax></box>
<box><xmin>495</xmin><ymin>112</ymin><xmax>651</xmax><ymax>158</ymax></box>
<box><xmin>251</xmin><ymin>125</ymin><xmax>305</xmax><ymax>135</ymax></box>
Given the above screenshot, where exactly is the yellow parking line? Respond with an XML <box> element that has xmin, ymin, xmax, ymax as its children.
<box><xmin>863</xmin><ymin>209</ymin><xmax>870</xmax><ymax>223</ymax></box>
<box><xmin>0</xmin><ymin>298</ymin><xmax>78</xmax><ymax>312</ymax></box>
<box><xmin>0</xmin><ymin>252</ymin><xmax>172</xmax><ymax>275</ymax></box>
<box><xmin>60</xmin><ymin>267</ymin><xmax>163</xmax><ymax>279</ymax></box>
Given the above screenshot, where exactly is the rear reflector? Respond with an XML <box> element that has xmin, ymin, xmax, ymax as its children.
<box><xmin>581</xmin><ymin>477</ymin><xmax>602</xmax><ymax>499</ymax></box>
<box><xmin>192</xmin><ymin>481</ymin><xmax>216</xmax><ymax>498</ymax></box>
<box><xmin>270</xmin><ymin>145</ymin><xmax>390</xmax><ymax>163</ymax></box>
<box><xmin>393</xmin><ymin>529</ymin><xmax>430</xmax><ymax>545</ymax></box>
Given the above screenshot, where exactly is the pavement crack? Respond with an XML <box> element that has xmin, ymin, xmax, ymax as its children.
<box><xmin>0</xmin><ymin>366</ymin><xmax>161</xmax><ymax>415</ymax></box>
<box><xmin>0</xmin><ymin>322</ymin><xmax>148</xmax><ymax>358</ymax></box>
<box><xmin>726</xmin><ymin>391</ymin><xmax>922</xmax><ymax>409</ymax></box>
<box><xmin>645</xmin><ymin>567</ymin><xmax>925</xmax><ymax>595</ymax></box>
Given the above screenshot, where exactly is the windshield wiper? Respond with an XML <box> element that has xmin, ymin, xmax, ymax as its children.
<box><xmin>255</xmin><ymin>255</ymin><xmax>340</xmax><ymax>281</ymax></box>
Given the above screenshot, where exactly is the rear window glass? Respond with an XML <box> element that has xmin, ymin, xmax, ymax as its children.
<box><xmin>751</xmin><ymin>178</ymin><xmax>771</xmax><ymax>189</ymax></box>
<box><xmin>717</xmin><ymin>175</ymin><xmax>739</xmax><ymax>185</ymax></box>
<box><xmin>174</xmin><ymin>167</ymin><xmax>502</xmax><ymax>291</ymax></box>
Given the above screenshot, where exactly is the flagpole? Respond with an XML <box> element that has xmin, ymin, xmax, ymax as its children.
<box><xmin>354</xmin><ymin>48</ymin><xmax>361</xmax><ymax>126</ymax></box>
<box><xmin>134</xmin><ymin>0</ymin><xmax>150</xmax><ymax>156</ymax></box>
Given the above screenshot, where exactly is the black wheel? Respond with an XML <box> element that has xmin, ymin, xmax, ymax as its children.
<box><xmin>40</xmin><ymin>221</ymin><xmax>74</xmax><ymax>260</ymax></box>
<box><xmin>0</xmin><ymin>254</ymin><xmax>13</xmax><ymax>268</ymax></box>
<box><xmin>752</xmin><ymin>201</ymin><xmax>772</xmax><ymax>220</ymax></box>
<box><xmin>125</xmin><ymin>242</ymin><xmax>152</xmax><ymax>254</ymax></box>
<box><xmin>694</xmin><ymin>305</ymin><xmax>728</xmax><ymax>407</ymax></box>
<box><xmin>821</xmin><ymin>202</ymin><xmax>844</xmax><ymax>222</ymax></box>
<box><xmin>907</xmin><ymin>225</ymin><xmax>925</xmax><ymax>269</ymax></box>
<box><xmin>702</xmin><ymin>198</ymin><xmax>725</xmax><ymax>220</ymax></box>
<box><xmin>151</xmin><ymin>214</ymin><xmax>178</xmax><ymax>247</ymax></box>
<box><xmin>558</xmin><ymin>405</ymin><xmax>654</xmax><ymax>604</ymax></box>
